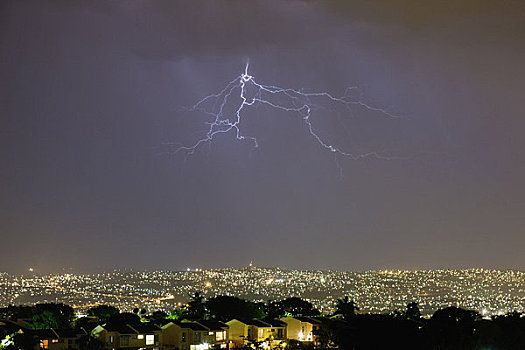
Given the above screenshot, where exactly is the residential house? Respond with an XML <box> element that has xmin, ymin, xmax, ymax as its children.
<box><xmin>226</xmin><ymin>319</ymin><xmax>285</xmax><ymax>349</ymax></box>
<box><xmin>16</xmin><ymin>328</ymin><xmax>87</xmax><ymax>350</ymax></box>
<box><xmin>280</xmin><ymin>316</ymin><xmax>323</xmax><ymax>344</ymax></box>
<box><xmin>178</xmin><ymin>321</ymin><xmax>210</xmax><ymax>350</ymax></box>
<box><xmin>194</xmin><ymin>320</ymin><xmax>229</xmax><ymax>349</ymax></box>
<box><xmin>91</xmin><ymin>322</ymin><xmax>161</xmax><ymax>349</ymax></box>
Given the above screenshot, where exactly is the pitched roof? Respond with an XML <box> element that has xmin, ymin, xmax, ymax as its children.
<box><xmin>128</xmin><ymin>323</ymin><xmax>161</xmax><ymax>333</ymax></box>
<box><xmin>261</xmin><ymin>319</ymin><xmax>287</xmax><ymax>327</ymax></box>
<box><xmin>27</xmin><ymin>329</ymin><xmax>58</xmax><ymax>339</ymax></box>
<box><xmin>0</xmin><ymin>319</ymin><xmax>27</xmax><ymax>333</ymax></box>
<box><xmin>196</xmin><ymin>320</ymin><xmax>228</xmax><ymax>331</ymax></box>
<box><xmin>240</xmin><ymin>319</ymin><xmax>271</xmax><ymax>327</ymax></box>
<box><xmin>102</xmin><ymin>323</ymin><xmax>137</xmax><ymax>334</ymax></box>
<box><xmin>286</xmin><ymin>316</ymin><xmax>324</xmax><ymax>324</ymax></box>
<box><xmin>52</xmin><ymin>328</ymin><xmax>87</xmax><ymax>338</ymax></box>
<box><xmin>179</xmin><ymin>321</ymin><xmax>208</xmax><ymax>331</ymax></box>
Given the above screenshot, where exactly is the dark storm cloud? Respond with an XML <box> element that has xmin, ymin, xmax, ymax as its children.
<box><xmin>1</xmin><ymin>0</ymin><xmax>525</xmax><ymax>273</ymax></box>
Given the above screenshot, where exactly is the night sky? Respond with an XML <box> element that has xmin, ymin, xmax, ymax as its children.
<box><xmin>2</xmin><ymin>1</ymin><xmax>525</xmax><ymax>273</ymax></box>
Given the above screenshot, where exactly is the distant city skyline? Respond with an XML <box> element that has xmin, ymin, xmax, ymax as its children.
<box><xmin>2</xmin><ymin>267</ymin><xmax>524</xmax><ymax>318</ymax></box>
<box><xmin>2</xmin><ymin>0</ymin><xmax>525</xmax><ymax>273</ymax></box>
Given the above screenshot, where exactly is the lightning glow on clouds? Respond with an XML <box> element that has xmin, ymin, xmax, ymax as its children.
<box><xmin>169</xmin><ymin>62</ymin><xmax>405</xmax><ymax>160</ymax></box>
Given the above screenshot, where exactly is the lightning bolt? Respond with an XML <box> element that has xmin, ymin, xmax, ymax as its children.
<box><xmin>170</xmin><ymin>61</ymin><xmax>405</xmax><ymax>160</ymax></box>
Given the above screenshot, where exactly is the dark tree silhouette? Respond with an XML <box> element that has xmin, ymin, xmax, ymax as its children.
<box><xmin>106</xmin><ymin>312</ymin><xmax>141</xmax><ymax>328</ymax></box>
<box><xmin>167</xmin><ymin>308</ymin><xmax>185</xmax><ymax>320</ymax></box>
<box><xmin>205</xmin><ymin>296</ymin><xmax>265</xmax><ymax>321</ymax></box>
<box><xmin>425</xmin><ymin>306</ymin><xmax>480</xmax><ymax>350</ymax></box>
<box><xmin>30</xmin><ymin>303</ymin><xmax>75</xmax><ymax>329</ymax></box>
<box><xmin>405</xmin><ymin>302</ymin><xmax>421</xmax><ymax>320</ymax></box>
<box><xmin>146</xmin><ymin>311</ymin><xmax>169</xmax><ymax>325</ymax></box>
<box><xmin>184</xmin><ymin>292</ymin><xmax>207</xmax><ymax>320</ymax></box>
<box><xmin>334</xmin><ymin>296</ymin><xmax>359</xmax><ymax>320</ymax></box>
<box><xmin>87</xmin><ymin>305</ymin><xmax>119</xmax><ymax>324</ymax></box>
<box><xmin>329</xmin><ymin>314</ymin><xmax>421</xmax><ymax>350</ymax></box>
<box><xmin>0</xmin><ymin>305</ymin><xmax>33</xmax><ymax>320</ymax></box>
<box><xmin>266</xmin><ymin>297</ymin><xmax>320</xmax><ymax>318</ymax></box>
<box><xmin>475</xmin><ymin>311</ymin><xmax>525</xmax><ymax>349</ymax></box>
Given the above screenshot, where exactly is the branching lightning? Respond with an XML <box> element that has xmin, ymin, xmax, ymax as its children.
<box><xmin>171</xmin><ymin>62</ymin><xmax>405</xmax><ymax>160</ymax></box>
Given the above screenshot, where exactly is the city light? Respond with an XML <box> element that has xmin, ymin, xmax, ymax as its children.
<box><xmin>1</xmin><ymin>268</ymin><xmax>524</xmax><ymax>317</ymax></box>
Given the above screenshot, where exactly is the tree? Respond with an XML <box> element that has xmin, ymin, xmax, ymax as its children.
<box><xmin>106</xmin><ymin>313</ymin><xmax>141</xmax><ymax>328</ymax></box>
<box><xmin>184</xmin><ymin>292</ymin><xmax>207</xmax><ymax>320</ymax></box>
<box><xmin>426</xmin><ymin>306</ymin><xmax>480</xmax><ymax>349</ymax></box>
<box><xmin>266</xmin><ymin>298</ymin><xmax>320</xmax><ymax>319</ymax></box>
<box><xmin>0</xmin><ymin>305</ymin><xmax>33</xmax><ymax>321</ymax></box>
<box><xmin>205</xmin><ymin>296</ymin><xmax>265</xmax><ymax>321</ymax></box>
<box><xmin>146</xmin><ymin>311</ymin><xmax>169</xmax><ymax>325</ymax></box>
<box><xmin>484</xmin><ymin>311</ymin><xmax>525</xmax><ymax>349</ymax></box>
<box><xmin>30</xmin><ymin>303</ymin><xmax>75</xmax><ymax>329</ymax></box>
<box><xmin>87</xmin><ymin>305</ymin><xmax>119</xmax><ymax>324</ymax></box>
<box><xmin>167</xmin><ymin>308</ymin><xmax>185</xmax><ymax>321</ymax></box>
<box><xmin>0</xmin><ymin>333</ymin><xmax>15</xmax><ymax>350</ymax></box>
<box><xmin>31</xmin><ymin>310</ymin><xmax>60</xmax><ymax>329</ymax></box>
<box><xmin>334</xmin><ymin>296</ymin><xmax>359</xmax><ymax>320</ymax></box>
<box><xmin>405</xmin><ymin>302</ymin><xmax>421</xmax><ymax>320</ymax></box>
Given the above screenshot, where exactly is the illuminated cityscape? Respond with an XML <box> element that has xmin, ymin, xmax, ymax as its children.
<box><xmin>1</xmin><ymin>267</ymin><xmax>524</xmax><ymax>318</ymax></box>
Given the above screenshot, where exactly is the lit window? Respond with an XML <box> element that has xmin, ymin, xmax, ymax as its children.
<box><xmin>40</xmin><ymin>340</ymin><xmax>49</xmax><ymax>349</ymax></box>
<box><xmin>259</xmin><ymin>329</ymin><xmax>263</xmax><ymax>338</ymax></box>
<box><xmin>146</xmin><ymin>334</ymin><xmax>154</xmax><ymax>345</ymax></box>
<box><xmin>216</xmin><ymin>331</ymin><xmax>225</xmax><ymax>341</ymax></box>
<box><xmin>137</xmin><ymin>334</ymin><xmax>144</xmax><ymax>339</ymax></box>
<box><xmin>51</xmin><ymin>339</ymin><xmax>58</xmax><ymax>343</ymax></box>
<box><xmin>209</xmin><ymin>331</ymin><xmax>214</xmax><ymax>336</ymax></box>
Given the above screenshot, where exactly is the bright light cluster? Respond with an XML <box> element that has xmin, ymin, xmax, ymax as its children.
<box><xmin>1</xmin><ymin>269</ymin><xmax>524</xmax><ymax>317</ymax></box>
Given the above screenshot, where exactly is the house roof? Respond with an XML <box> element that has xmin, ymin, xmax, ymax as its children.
<box><xmin>27</xmin><ymin>329</ymin><xmax>57</xmax><ymax>339</ymax></box>
<box><xmin>102</xmin><ymin>323</ymin><xmax>137</xmax><ymax>334</ymax></box>
<box><xmin>261</xmin><ymin>319</ymin><xmax>287</xmax><ymax>327</ymax></box>
<box><xmin>52</xmin><ymin>328</ymin><xmax>87</xmax><ymax>338</ymax></box>
<box><xmin>0</xmin><ymin>319</ymin><xmax>27</xmax><ymax>333</ymax></box>
<box><xmin>287</xmin><ymin>316</ymin><xmax>324</xmax><ymax>324</ymax></box>
<box><xmin>179</xmin><ymin>321</ymin><xmax>208</xmax><ymax>331</ymax></box>
<box><xmin>239</xmin><ymin>319</ymin><xmax>271</xmax><ymax>327</ymax></box>
<box><xmin>196</xmin><ymin>320</ymin><xmax>228</xmax><ymax>331</ymax></box>
<box><xmin>22</xmin><ymin>329</ymin><xmax>85</xmax><ymax>339</ymax></box>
